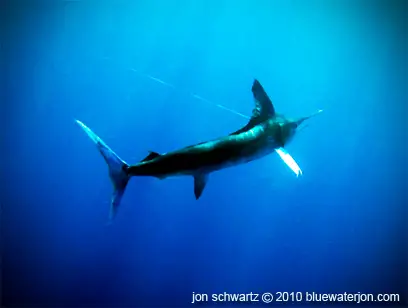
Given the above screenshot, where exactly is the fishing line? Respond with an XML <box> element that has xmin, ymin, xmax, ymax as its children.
<box><xmin>128</xmin><ymin>68</ymin><xmax>251</xmax><ymax>119</ymax></box>
<box><xmin>100</xmin><ymin>56</ymin><xmax>250</xmax><ymax>119</ymax></box>
<box><xmin>128</xmin><ymin>67</ymin><xmax>316</xmax><ymax>138</ymax></box>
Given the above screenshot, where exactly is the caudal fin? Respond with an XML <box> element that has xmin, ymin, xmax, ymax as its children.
<box><xmin>75</xmin><ymin>120</ymin><xmax>130</xmax><ymax>222</ymax></box>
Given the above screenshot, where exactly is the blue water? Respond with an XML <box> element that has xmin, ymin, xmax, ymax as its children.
<box><xmin>3</xmin><ymin>0</ymin><xmax>407</xmax><ymax>307</ymax></box>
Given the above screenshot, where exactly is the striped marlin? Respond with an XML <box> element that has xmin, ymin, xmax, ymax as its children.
<box><xmin>76</xmin><ymin>79</ymin><xmax>321</xmax><ymax>221</ymax></box>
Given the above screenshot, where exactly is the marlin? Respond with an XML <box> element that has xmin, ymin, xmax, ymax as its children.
<box><xmin>76</xmin><ymin>79</ymin><xmax>322</xmax><ymax>221</ymax></box>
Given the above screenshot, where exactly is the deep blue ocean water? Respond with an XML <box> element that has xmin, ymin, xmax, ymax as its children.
<box><xmin>3</xmin><ymin>0</ymin><xmax>408</xmax><ymax>307</ymax></box>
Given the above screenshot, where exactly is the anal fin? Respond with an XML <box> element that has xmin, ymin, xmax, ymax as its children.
<box><xmin>193</xmin><ymin>174</ymin><xmax>208</xmax><ymax>200</ymax></box>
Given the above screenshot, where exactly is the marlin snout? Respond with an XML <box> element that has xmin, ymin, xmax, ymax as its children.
<box><xmin>295</xmin><ymin>109</ymin><xmax>323</xmax><ymax>126</ymax></box>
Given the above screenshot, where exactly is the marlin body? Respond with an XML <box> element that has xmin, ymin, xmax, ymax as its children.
<box><xmin>76</xmin><ymin>79</ymin><xmax>321</xmax><ymax>221</ymax></box>
<box><xmin>128</xmin><ymin>123</ymin><xmax>280</xmax><ymax>177</ymax></box>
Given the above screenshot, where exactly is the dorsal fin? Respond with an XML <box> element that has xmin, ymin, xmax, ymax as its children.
<box><xmin>251</xmin><ymin>79</ymin><xmax>275</xmax><ymax>120</ymax></box>
<box><xmin>141</xmin><ymin>151</ymin><xmax>161</xmax><ymax>162</ymax></box>
<box><xmin>230</xmin><ymin>79</ymin><xmax>276</xmax><ymax>135</ymax></box>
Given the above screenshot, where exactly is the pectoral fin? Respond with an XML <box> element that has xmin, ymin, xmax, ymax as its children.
<box><xmin>275</xmin><ymin>147</ymin><xmax>303</xmax><ymax>177</ymax></box>
<box><xmin>193</xmin><ymin>174</ymin><xmax>208</xmax><ymax>199</ymax></box>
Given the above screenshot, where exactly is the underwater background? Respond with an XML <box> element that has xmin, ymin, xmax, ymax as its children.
<box><xmin>3</xmin><ymin>0</ymin><xmax>408</xmax><ymax>307</ymax></box>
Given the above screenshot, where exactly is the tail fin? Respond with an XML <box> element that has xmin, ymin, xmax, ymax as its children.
<box><xmin>75</xmin><ymin>120</ymin><xmax>130</xmax><ymax>222</ymax></box>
